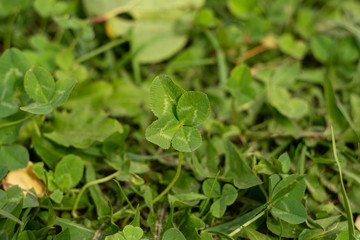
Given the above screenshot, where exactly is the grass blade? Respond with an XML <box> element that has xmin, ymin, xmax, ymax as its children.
<box><xmin>331</xmin><ymin>126</ymin><xmax>355</xmax><ymax>239</ymax></box>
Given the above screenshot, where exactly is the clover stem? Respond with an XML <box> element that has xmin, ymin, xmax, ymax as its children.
<box><xmin>72</xmin><ymin>170</ymin><xmax>122</xmax><ymax>218</ymax></box>
<box><xmin>0</xmin><ymin>114</ymin><xmax>34</xmax><ymax>129</ymax></box>
<box><xmin>153</xmin><ymin>152</ymin><xmax>183</xmax><ymax>204</ymax></box>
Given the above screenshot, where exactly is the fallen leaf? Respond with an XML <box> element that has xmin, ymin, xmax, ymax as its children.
<box><xmin>356</xmin><ymin>215</ymin><xmax>360</xmax><ymax>231</ymax></box>
<box><xmin>2</xmin><ymin>161</ymin><xmax>45</xmax><ymax>197</ymax></box>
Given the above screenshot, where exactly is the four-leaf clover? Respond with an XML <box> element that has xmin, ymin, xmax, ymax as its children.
<box><xmin>145</xmin><ymin>75</ymin><xmax>211</xmax><ymax>152</ymax></box>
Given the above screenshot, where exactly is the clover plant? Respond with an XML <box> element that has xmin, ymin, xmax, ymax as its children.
<box><xmin>146</xmin><ymin>75</ymin><xmax>210</xmax><ymax>152</ymax></box>
<box><xmin>145</xmin><ymin>75</ymin><xmax>210</xmax><ymax>202</ymax></box>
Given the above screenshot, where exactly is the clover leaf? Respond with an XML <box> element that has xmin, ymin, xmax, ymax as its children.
<box><xmin>105</xmin><ymin>225</ymin><xmax>144</xmax><ymax>240</ymax></box>
<box><xmin>208</xmin><ymin>183</ymin><xmax>238</xmax><ymax>218</ymax></box>
<box><xmin>146</xmin><ymin>75</ymin><xmax>210</xmax><ymax>152</ymax></box>
<box><xmin>20</xmin><ymin>66</ymin><xmax>76</xmax><ymax>115</ymax></box>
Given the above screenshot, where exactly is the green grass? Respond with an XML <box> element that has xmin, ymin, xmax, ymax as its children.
<box><xmin>0</xmin><ymin>0</ymin><xmax>360</xmax><ymax>239</ymax></box>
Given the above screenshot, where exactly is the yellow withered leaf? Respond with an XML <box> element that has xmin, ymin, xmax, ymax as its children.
<box><xmin>2</xmin><ymin>161</ymin><xmax>45</xmax><ymax>197</ymax></box>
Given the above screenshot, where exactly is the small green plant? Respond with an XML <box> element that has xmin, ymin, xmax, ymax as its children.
<box><xmin>145</xmin><ymin>75</ymin><xmax>211</xmax><ymax>152</ymax></box>
<box><xmin>105</xmin><ymin>225</ymin><xmax>146</xmax><ymax>240</ymax></box>
<box><xmin>1</xmin><ymin>0</ymin><xmax>360</xmax><ymax>239</ymax></box>
<box><xmin>202</xmin><ymin>178</ymin><xmax>238</xmax><ymax>218</ymax></box>
<box><xmin>145</xmin><ymin>75</ymin><xmax>211</xmax><ymax>204</ymax></box>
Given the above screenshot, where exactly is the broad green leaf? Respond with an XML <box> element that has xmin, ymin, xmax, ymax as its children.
<box><xmin>227</xmin><ymin>0</ymin><xmax>258</xmax><ymax>18</ymax></box>
<box><xmin>0</xmin><ymin>96</ymin><xmax>18</xmax><ymax>119</ymax></box>
<box><xmin>298</xmin><ymin>228</ymin><xmax>324</xmax><ymax>240</ymax></box>
<box><xmin>0</xmin><ymin>144</ymin><xmax>29</xmax><ymax>170</ymax></box>
<box><xmin>145</xmin><ymin>114</ymin><xmax>179</xmax><ymax>149</ymax></box>
<box><xmin>347</xmin><ymin>183</ymin><xmax>360</xmax><ymax>213</ymax></box>
<box><xmin>210</xmin><ymin>198</ymin><xmax>227</xmax><ymax>217</ymax></box>
<box><xmin>242</xmin><ymin>227</ymin><xmax>272</xmax><ymax>240</ymax></box>
<box><xmin>0</xmin><ymin>0</ymin><xmax>32</xmax><ymax>17</ymax></box>
<box><xmin>54</xmin><ymin>154</ymin><xmax>84</xmax><ymax>189</ymax></box>
<box><xmin>202</xmin><ymin>178</ymin><xmax>221</xmax><ymax>198</ymax></box>
<box><xmin>23</xmin><ymin>188</ymin><xmax>39</xmax><ymax>208</ymax></box>
<box><xmin>173</xmin><ymin>171</ymin><xmax>201</xmax><ymax>194</ymax></box>
<box><xmin>50</xmin><ymin>77</ymin><xmax>76</xmax><ymax>107</ymax></box>
<box><xmin>162</xmin><ymin>228</ymin><xmax>186</xmax><ymax>240</ymax></box>
<box><xmin>66</xmin><ymin>81</ymin><xmax>113</xmax><ymax>109</ymax></box>
<box><xmin>271</xmin><ymin>175</ymin><xmax>304</xmax><ymax>203</ymax></box>
<box><xmin>222</xmin><ymin>184</ymin><xmax>238</xmax><ymax>205</ymax></box>
<box><xmin>34</xmin><ymin>0</ymin><xmax>56</xmax><ymax>17</ymax></box>
<box><xmin>131</xmin><ymin>20</ymin><xmax>188</xmax><ymax>63</ymax></box>
<box><xmin>335</xmin><ymin>230</ymin><xmax>360</xmax><ymax>240</ymax></box>
<box><xmin>123</xmin><ymin>225</ymin><xmax>143</xmax><ymax>240</ymax></box>
<box><xmin>103</xmin><ymin>79</ymin><xmax>145</xmax><ymax>117</ymax></box>
<box><xmin>105</xmin><ymin>232</ymin><xmax>125</xmax><ymax>240</ymax></box>
<box><xmin>86</xmin><ymin>163</ymin><xmax>109</xmax><ymax>217</ymax></box>
<box><xmin>24</xmin><ymin>66</ymin><xmax>55</xmax><ymax>102</ymax></box>
<box><xmin>21</xmin><ymin>77</ymin><xmax>76</xmax><ymax>114</ymax></box>
<box><xmin>54</xmin><ymin>229</ymin><xmax>71</xmax><ymax>240</ymax></box>
<box><xmin>286</xmin><ymin>178</ymin><xmax>306</xmax><ymax>201</ymax></box>
<box><xmin>227</xmin><ymin>65</ymin><xmax>251</xmax><ymax>88</ymax></box>
<box><xmin>305</xmin><ymin>166</ymin><xmax>329</xmax><ymax>202</ymax></box>
<box><xmin>55</xmin><ymin>218</ymin><xmax>95</xmax><ymax>239</ymax></box>
<box><xmin>0</xmin><ymin>48</ymin><xmax>32</xmax><ymax>118</ymax></box>
<box><xmin>334</xmin><ymin>37</ymin><xmax>360</xmax><ymax>63</ymax></box>
<box><xmin>4</xmin><ymin>199</ymin><xmax>24</xmax><ymax>239</ymax></box>
<box><xmin>17</xmin><ymin>231</ymin><xmax>36</xmax><ymax>240</ymax></box>
<box><xmin>271</xmin><ymin>62</ymin><xmax>300</xmax><ymax>87</ymax></box>
<box><xmin>226</xmin><ymin>65</ymin><xmax>255</xmax><ymax>105</ymax></box>
<box><xmin>314</xmin><ymin>215</ymin><xmax>341</xmax><ymax>230</ymax></box>
<box><xmin>268</xmin><ymin>86</ymin><xmax>308</xmax><ymax>119</ymax></box>
<box><xmin>271</xmin><ymin>198</ymin><xmax>307</xmax><ymax>224</ymax></box>
<box><xmin>279</xmin><ymin>33</ymin><xmax>307</xmax><ymax>59</ymax></box>
<box><xmin>102</xmin><ymin>0</ymin><xmax>205</xmax><ymax>62</ymax></box>
<box><xmin>0</xmin><ymin>165</ymin><xmax>8</xmax><ymax>180</ymax></box>
<box><xmin>84</xmin><ymin>0</ymin><xmax>204</xmax><ymax>18</ymax></box>
<box><xmin>150</xmin><ymin>75</ymin><xmax>184</xmax><ymax>118</ymax></box>
<box><xmin>32</xmin><ymin>136</ymin><xmax>66</xmax><ymax>169</ymax></box>
<box><xmin>0</xmin><ymin>48</ymin><xmax>32</xmax><ymax>90</ymax></box>
<box><xmin>200</xmin><ymin>232</ymin><xmax>214</xmax><ymax>240</ymax></box>
<box><xmin>172</xmin><ymin>126</ymin><xmax>202</xmax><ymax>152</ymax></box>
<box><xmin>295</xmin><ymin>8</ymin><xmax>315</xmax><ymax>39</ymax></box>
<box><xmin>130</xmin><ymin>206</ymin><xmax>141</xmax><ymax>227</ymax></box>
<box><xmin>275</xmin><ymin>152</ymin><xmax>290</xmax><ymax>173</ymax></box>
<box><xmin>50</xmin><ymin>189</ymin><xmax>63</xmax><ymax>204</ymax></box>
<box><xmin>168</xmin><ymin>193</ymin><xmax>206</xmax><ymax>207</ymax></box>
<box><xmin>45</xmin><ymin>107</ymin><xmax>123</xmax><ymax>148</ymax></box>
<box><xmin>267</xmin><ymin>216</ymin><xmax>304</xmax><ymax>238</ymax></box>
<box><xmin>195</xmin><ymin>8</ymin><xmax>216</xmax><ymax>28</ymax></box>
<box><xmin>177</xmin><ymin>91</ymin><xmax>211</xmax><ymax>126</ymax></box>
<box><xmin>206</xmin><ymin>204</ymin><xmax>268</xmax><ymax>234</ymax></box>
<box><xmin>0</xmin><ymin>208</ymin><xmax>23</xmax><ymax>226</ymax></box>
<box><xmin>310</xmin><ymin>34</ymin><xmax>333</xmax><ymax>63</ymax></box>
<box><xmin>178</xmin><ymin>212</ymin><xmax>205</xmax><ymax>240</ymax></box>
<box><xmin>107</xmin><ymin>18</ymin><xmax>188</xmax><ymax>64</ymax></box>
<box><xmin>20</xmin><ymin>102</ymin><xmax>54</xmax><ymax>114</ymax></box>
<box><xmin>0</xmin><ymin>112</ymin><xmax>26</xmax><ymax>144</ymax></box>
<box><xmin>143</xmin><ymin>185</ymin><xmax>153</xmax><ymax>211</ymax></box>
<box><xmin>223</xmin><ymin>139</ymin><xmax>262</xmax><ymax>189</ymax></box>
<box><xmin>324</xmin><ymin>77</ymin><xmax>348</xmax><ymax>132</ymax></box>
<box><xmin>55</xmin><ymin>48</ymin><xmax>75</xmax><ymax>71</ymax></box>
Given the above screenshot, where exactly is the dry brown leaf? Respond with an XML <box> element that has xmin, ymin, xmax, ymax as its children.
<box><xmin>356</xmin><ymin>215</ymin><xmax>360</xmax><ymax>231</ymax></box>
<box><xmin>2</xmin><ymin>161</ymin><xmax>45</xmax><ymax>197</ymax></box>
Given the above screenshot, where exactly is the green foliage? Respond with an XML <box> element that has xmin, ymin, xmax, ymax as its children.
<box><xmin>0</xmin><ymin>48</ymin><xmax>32</xmax><ymax>118</ymax></box>
<box><xmin>54</xmin><ymin>154</ymin><xmax>84</xmax><ymax>189</ymax></box>
<box><xmin>1</xmin><ymin>0</ymin><xmax>360</xmax><ymax>239</ymax></box>
<box><xmin>0</xmin><ymin>144</ymin><xmax>29</xmax><ymax>170</ymax></box>
<box><xmin>106</xmin><ymin>225</ymin><xmax>145</xmax><ymax>240</ymax></box>
<box><xmin>146</xmin><ymin>75</ymin><xmax>210</xmax><ymax>152</ymax></box>
<box><xmin>162</xmin><ymin>228</ymin><xmax>186</xmax><ymax>240</ymax></box>
<box><xmin>44</xmin><ymin>108</ymin><xmax>123</xmax><ymax>148</ymax></box>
